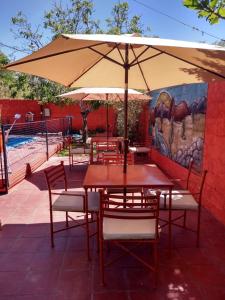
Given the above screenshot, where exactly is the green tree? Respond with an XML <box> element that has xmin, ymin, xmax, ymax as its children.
<box><xmin>3</xmin><ymin>0</ymin><xmax>147</xmax><ymax>140</ymax></box>
<box><xmin>106</xmin><ymin>1</ymin><xmax>143</xmax><ymax>34</ymax></box>
<box><xmin>44</xmin><ymin>0</ymin><xmax>100</xmax><ymax>37</ymax></box>
<box><xmin>183</xmin><ymin>0</ymin><xmax>225</xmax><ymax>24</ymax></box>
<box><xmin>0</xmin><ymin>52</ymin><xmax>12</xmax><ymax>97</ymax></box>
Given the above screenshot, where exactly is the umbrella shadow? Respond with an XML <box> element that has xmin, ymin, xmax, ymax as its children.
<box><xmin>180</xmin><ymin>49</ymin><xmax>225</xmax><ymax>82</ymax></box>
<box><xmin>25</xmin><ymin>163</ymin><xmax>88</xmax><ymax>191</ymax></box>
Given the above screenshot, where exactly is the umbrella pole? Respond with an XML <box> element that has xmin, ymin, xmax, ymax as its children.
<box><xmin>106</xmin><ymin>93</ymin><xmax>109</xmax><ymax>142</ymax></box>
<box><xmin>123</xmin><ymin>44</ymin><xmax>129</xmax><ymax>174</ymax></box>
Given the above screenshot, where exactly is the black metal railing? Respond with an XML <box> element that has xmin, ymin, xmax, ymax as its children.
<box><xmin>0</xmin><ymin>117</ymin><xmax>72</xmax><ymax>192</ymax></box>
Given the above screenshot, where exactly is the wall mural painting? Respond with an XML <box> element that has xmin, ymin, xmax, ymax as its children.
<box><xmin>149</xmin><ymin>83</ymin><xmax>208</xmax><ymax>170</ymax></box>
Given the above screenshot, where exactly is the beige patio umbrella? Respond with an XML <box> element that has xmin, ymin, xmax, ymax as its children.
<box><xmin>57</xmin><ymin>87</ymin><xmax>149</xmax><ymax>139</ymax></box>
<box><xmin>5</xmin><ymin>34</ymin><xmax>225</xmax><ymax>172</ymax></box>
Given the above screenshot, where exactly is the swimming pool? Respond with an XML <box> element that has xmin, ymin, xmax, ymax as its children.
<box><xmin>7</xmin><ymin>136</ymin><xmax>36</xmax><ymax>149</ymax></box>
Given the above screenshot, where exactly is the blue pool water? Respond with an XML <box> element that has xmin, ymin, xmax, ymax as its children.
<box><xmin>7</xmin><ymin>137</ymin><xmax>35</xmax><ymax>148</ymax></box>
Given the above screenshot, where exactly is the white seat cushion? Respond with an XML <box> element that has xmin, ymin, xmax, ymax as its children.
<box><xmin>144</xmin><ymin>189</ymin><xmax>198</xmax><ymax>210</ymax></box>
<box><xmin>52</xmin><ymin>191</ymin><xmax>99</xmax><ymax>212</ymax></box>
<box><xmin>87</xmin><ymin>191</ymin><xmax>100</xmax><ymax>212</ymax></box>
<box><xmin>161</xmin><ymin>190</ymin><xmax>198</xmax><ymax>210</ymax></box>
<box><xmin>103</xmin><ymin>217</ymin><xmax>157</xmax><ymax>240</ymax></box>
<box><xmin>129</xmin><ymin>147</ymin><xmax>149</xmax><ymax>153</ymax></box>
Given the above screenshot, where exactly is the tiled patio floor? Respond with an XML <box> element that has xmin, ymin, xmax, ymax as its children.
<box><xmin>0</xmin><ymin>155</ymin><xmax>225</xmax><ymax>299</ymax></box>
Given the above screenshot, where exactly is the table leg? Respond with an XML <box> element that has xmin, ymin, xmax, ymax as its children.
<box><xmin>85</xmin><ymin>188</ymin><xmax>91</xmax><ymax>260</ymax></box>
<box><xmin>90</xmin><ymin>141</ymin><xmax>93</xmax><ymax>164</ymax></box>
<box><xmin>168</xmin><ymin>187</ymin><xmax>172</xmax><ymax>251</ymax></box>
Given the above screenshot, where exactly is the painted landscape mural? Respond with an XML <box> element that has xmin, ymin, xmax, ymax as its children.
<box><xmin>149</xmin><ymin>83</ymin><xmax>208</xmax><ymax>170</ymax></box>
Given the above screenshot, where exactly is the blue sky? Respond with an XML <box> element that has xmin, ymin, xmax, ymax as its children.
<box><xmin>0</xmin><ymin>0</ymin><xmax>225</xmax><ymax>60</ymax></box>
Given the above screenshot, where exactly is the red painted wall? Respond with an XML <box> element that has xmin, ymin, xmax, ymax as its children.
<box><xmin>146</xmin><ymin>82</ymin><xmax>225</xmax><ymax>225</ymax></box>
<box><xmin>203</xmin><ymin>82</ymin><xmax>225</xmax><ymax>224</ymax></box>
<box><xmin>46</xmin><ymin>103</ymin><xmax>117</xmax><ymax>133</ymax></box>
<box><xmin>0</xmin><ymin>99</ymin><xmax>41</xmax><ymax>123</ymax></box>
<box><xmin>0</xmin><ymin>100</ymin><xmax>117</xmax><ymax>133</ymax></box>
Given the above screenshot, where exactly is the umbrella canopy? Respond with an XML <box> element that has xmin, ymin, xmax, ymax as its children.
<box><xmin>58</xmin><ymin>87</ymin><xmax>149</xmax><ymax>101</ymax></box>
<box><xmin>6</xmin><ymin>34</ymin><xmax>225</xmax><ymax>90</ymax></box>
<box><xmin>5</xmin><ymin>34</ymin><xmax>225</xmax><ymax>172</ymax></box>
<box><xmin>57</xmin><ymin>87</ymin><xmax>149</xmax><ymax>139</ymax></box>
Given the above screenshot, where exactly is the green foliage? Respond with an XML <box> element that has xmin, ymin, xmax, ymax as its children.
<box><xmin>106</xmin><ymin>1</ymin><xmax>143</xmax><ymax>34</ymax></box>
<box><xmin>11</xmin><ymin>11</ymin><xmax>43</xmax><ymax>53</ymax></box>
<box><xmin>111</xmin><ymin>100</ymin><xmax>145</xmax><ymax>140</ymax></box>
<box><xmin>183</xmin><ymin>0</ymin><xmax>225</xmax><ymax>24</ymax></box>
<box><xmin>57</xmin><ymin>148</ymin><xmax>69</xmax><ymax>156</ymax></box>
<box><xmin>44</xmin><ymin>0</ymin><xmax>101</xmax><ymax>37</ymax></box>
<box><xmin>1</xmin><ymin>0</ymin><xmax>148</xmax><ymax>139</ymax></box>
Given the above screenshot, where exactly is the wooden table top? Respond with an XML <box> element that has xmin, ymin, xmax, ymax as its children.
<box><xmin>83</xmin><ymin>164</ymin><xmax>173</xmax><ymax>189</ymax></box>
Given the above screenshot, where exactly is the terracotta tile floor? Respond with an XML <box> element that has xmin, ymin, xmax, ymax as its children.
<box><xmin>0</xmin><ymin>156</ymin><xmax>225</xmax><ymax>299</ymax></box>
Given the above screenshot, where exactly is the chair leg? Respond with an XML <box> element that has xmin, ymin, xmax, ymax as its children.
<box><xmin>66</xmin><ymin>211</ymin><xmax>69</xmax><ymax>228</ymax></box>
<box><xmin>96</xmin><ymin>213</ymin><xmax>100</xmax><ymax>253</ymax></box>
<box><xmin>196</xmin><ymin>205</ymin><xmax>201</xmax><ymax>248</ymax></box>
<box><xmin>86</xmin><ymin>211</ymin><xmax>91</xmax><ymax>261</ymax></box>
<box><xmin>183</xmin><ymin>210</ymin><xmax>187</xmax><ymax>228</ymax></box>
<box><xmin>49</xmin><ymin>209</ymin><xmax>54</xmax><ymax>248</ymax></box>
<box><xmin>99</xmin><ymin>235</ymin><xmax>105</xmax><ymax>286</ymax></box>
<box><xmin>153</xmin><ymin>243</ymin><xmax>158</xmax><ymax>288</ymax></box>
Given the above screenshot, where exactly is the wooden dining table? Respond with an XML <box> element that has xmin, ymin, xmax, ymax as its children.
<box><xmin>83</xmin><ymin>164</ymin><xmax>174</xmax><ymax>248</ymax></box>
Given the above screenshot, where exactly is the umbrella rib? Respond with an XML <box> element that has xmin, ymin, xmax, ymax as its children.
<box><xmin>151</xmin><ymin>45</ymin><xmax>225</xmax><ymax>80</ymax></box>
<box><xmin>5</xmin><ymin>42</ymin><xmax>108</xmax><ymax>68</ymax></box>
<box><xmin>130</xmin><ymin>45</ymin><xmax>151</xmax><ymax>91</ymax></box>
<box><xmin>129</xmin><ymin>45</ymin><xmax>151</xmax><ymax>66</ymax></box>
<box><xmin>116</xmin><ymin>45</ymin><xmax>125</xmax><ymax>64</ymax></box>
<box><xmin>130</xmin><ymin>52</ymin><xmax>163</xmax><ymax>67</ymax></box>
<box><xmin>88</xmin><ymin>46</ymin><xmax>124</xmax><ymax>67</ymax></box>
<box><xmin>67</xmin><ymin>46</ymin><xmax>117</xmax><ymax>87</ymax></box>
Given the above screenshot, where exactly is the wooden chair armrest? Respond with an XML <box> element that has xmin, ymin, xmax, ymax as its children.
<box><xmin>52</xmin><ymin>192</ymin><xmax>85</xmax><ymax>198</ymax></box>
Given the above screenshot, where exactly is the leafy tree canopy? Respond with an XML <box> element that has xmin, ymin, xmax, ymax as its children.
<box><xmin>0</xmin><ymin>1</ymin><xmax>149</xmax><ymax>140</ymax></box>
<box><xmin>0</xmin><ymin>0</ymin><xmax>148</xmax><ymax>103</ymax></box>
<box><xmin>183</xmin><ymin>0</ymin><xmax>225</xmax><ymax>24</ymax></box>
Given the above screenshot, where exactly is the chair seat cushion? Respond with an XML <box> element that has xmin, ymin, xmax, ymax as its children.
<box><xmin>87</xmin><ymin>191</ymin><xmax>100</xmax><ymax>212</ymax></box>
<box><xmin>145</xmin><ymin>189</ymin><xmax>198</xmax><ymax>210</ymax></box>
<box><xmin>129</xmin><ymin>146</ymin><xmax>149</xmax><ymax>153</ymax></box>
<box><xmin>160</xmin><ymin>190</ymin><xmax>198</xmax><ymax>210</ymax></box>
<box><xmin>52</xmin><ymin>191</ymin><xmax>99</xmax><ymax>212</ymax></box>
<box><xmin>103</xmin><ymin>217</ymin><xmax>157</xmax><ymax>240</ymax></box>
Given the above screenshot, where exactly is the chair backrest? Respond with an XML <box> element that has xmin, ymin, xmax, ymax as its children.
<box><xmin>96</xmin><ymin>141</ymin><xmax>120</xmax><ymax>153</ymax></box>
<box><xmin>186</xmin><ymin>158</ymin><xmax>194</xmax><ymax>190</ymax></box>
<box><xmin>44</xmin><ymin>161</ymin><xmax>67</xmax><ymax>195</ymax></box>
<box><xmin>99</xmin><ymin>190</ymin><xmax>161</xmax><ymax>237</ymax></box>
<box><xmin>186</xmin><ymin>159</ymin><xmax>207</xmax><ymax>202</ymax></box>
<box><xmin>102</xmin><ymin>152</ymin><xmax>134</xmax><ymax>165</ymax></box>
<box><xmin>63</xmin><ymin>136</ymin><xmax>72</xmax><ymax>149</ymax></box>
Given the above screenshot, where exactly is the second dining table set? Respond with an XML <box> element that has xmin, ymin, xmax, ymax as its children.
<box><xmin>45</xmin><ymin>135</ymin><xmax>207</xmax><ymax>286</ymax></box>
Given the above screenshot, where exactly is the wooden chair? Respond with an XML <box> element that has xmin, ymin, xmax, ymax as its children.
<box><xmin>95</xmin><ymin>141</ymin><xmax>120</xmax><ymax>163</ymax></box>
<box><xmin>102</xmin><ymin>152</ymin><xmax>134</xmax><ymax>165</ymax></box>
<box><xmin>102</xmin><ymin>152</ymin><xmax>141</xmax><ymax>196</ymax></box>
<box><xmin>68</xmin><ymin>141</ymin><xmax>91</xmax><ymax>169</ymax></box>
<box><xmin>98</xmin><ymin>190</ymin><xmax>161</xmax><ymax>286</ymax></box>
<box><xmin>44</xmin><ymin>161</ymin><xmax>99</xmax><ymax>259</ymax></box>
<box><xmin>153</xmin><ymin>160</ymin><xmax>207</xmax><ymax>247</ymax></box>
